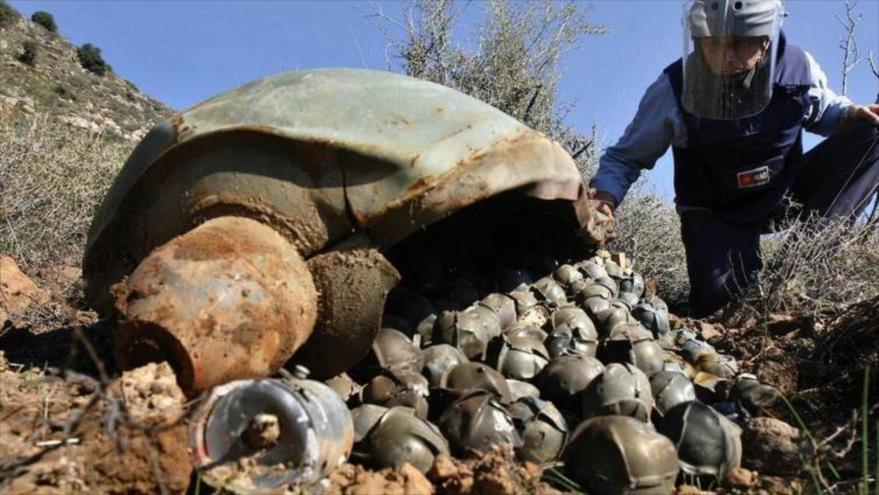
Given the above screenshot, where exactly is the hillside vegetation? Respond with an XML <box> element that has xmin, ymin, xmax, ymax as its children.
<box><xmin>0</xmin><ymin>2</ymin><xmax>170</xmax><ymax>142</ymax></box>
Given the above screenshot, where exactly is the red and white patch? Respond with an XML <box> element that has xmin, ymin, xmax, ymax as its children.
<box><xmin>736</xmin><ymin>165</ymin><xmax>771</xmax><ymax>189</ymax></box>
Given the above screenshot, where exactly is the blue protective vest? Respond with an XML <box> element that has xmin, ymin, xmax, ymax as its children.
<box><xmin>665</xmin><ymin>34</ymin><xmax>813</xmax><ymax>224</ymax></box>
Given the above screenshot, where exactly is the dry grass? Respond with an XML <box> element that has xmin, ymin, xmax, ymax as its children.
<box><xmin>608</xmin><ymin>185</ymin><xmax>879</xmax><ymax>317</ymax></box>
<box><xmin>738</xmin><ymin>214</ymin><xmax>879</xmax><ymax>318</ymax></box>
<box><xmin>610</xmin><ymin>191</ymin><xmax>690</xmax><ymax>308</ymax></box>
<box><xmin>0</xmin><ymin>111</ymin><xmax>130</xmax><ymax>270</ymax></box>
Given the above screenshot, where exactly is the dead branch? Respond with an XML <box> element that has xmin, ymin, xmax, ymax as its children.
<box><xmin>836</xmin><ymin>0</ymin><xmax>862</xmax><ymax>96</ymax></box>
<box><xmin>868</xmin><ymin>51</ymin><xmax>879</xmax><ymax>103</ymax></box>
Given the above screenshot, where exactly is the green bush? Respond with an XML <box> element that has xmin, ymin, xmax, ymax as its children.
<box><xmin>0</xmin><ymin>0</ymin><xmax>19</xmax><ymax>26</ymax></box>
<box><xmin>31</xmin><ymin>10</ymin><xmax>56</xmax><ymax>32</ymax></box>
<box><xmin>17</xmin><ymin>40</ymin><xmax>37</xmax><ymax>66</ymax></box>
<box><xmin>77</xmin><ymin>43</ymin><xmax>110</xmax><ymax>76</ymax></box>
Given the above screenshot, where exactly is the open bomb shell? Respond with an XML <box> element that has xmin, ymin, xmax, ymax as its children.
<box><xmin>443</xmin><ymin>362</ymin><xmax>512</xmax><ymax>404</ymax></box>
<box><xmin>360</xmin><ymin>370</ymin><xmax>430</xmax><ymax>419</ymax></box>
<box><xmin>507</xmin><ymin>397</ymin><xmax>568</xmax><ymax>464</ymax></box>
<box><xmin>649</xmin><ymin>370</ymin><xmax>697</xmax><ymax>419</ymax></box>
<box><xmin>563</xmin><ymin>415</ymin><xmax>679</xmax><ymax>495</ymax></box>
<box><xmin>581</xmin><ymin>362</ymin><xmax>655</xmax><ymax>422</ymax></box>
<box><xmin>536</xmin><ymin>355</ymin><xmax>604</xmax><ymax>416</ymax></box>
<box><xmin>658</xmin><ymin>401</ymin><xmax>743</xmax><ymax>480</ymax></box>
<box><xmin>438</xmin><ymin>390</ymin><xmax>521</xmax><ymax>456</ymax></box>
<box><xmin>352</xmin><ymin>406</ymin><xmax>449</xmax><ymax>474</ymax></box>
<box><xmin>485</xmin><ymin>335</ymin><xmax>550</xmax><ymax>381</ymax></box>
<box><xmin>600</xmin><ymin>323</ymin><xmax>666</xmax><ymax>377</ymax></box>
<box><xmin>421</xmin><ymin>344</ymin><xmax>470</xmax><ymax>388</ymax></box>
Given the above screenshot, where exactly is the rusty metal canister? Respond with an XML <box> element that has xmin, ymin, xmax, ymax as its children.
<box><xmin>112</xmin><ymin>216</ymin><xmax>318</xmax><ymax>396</ymax></box>
<box><xmin>190</xmin><ymin>371</ymin><xmax>353</xmax><ymax>494</ymax></box>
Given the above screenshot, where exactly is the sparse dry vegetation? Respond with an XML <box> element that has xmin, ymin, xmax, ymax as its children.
<box><xmin>610</xmin><ymin>191</ymin><xmax>689</xmax><ymax>307</ymax></box>
<box><xmin>0</xmin><ymin>112</ymin><xmax>130</xmax><ymax>270</ymax></box>
<box><xmin>378</xmin><ymin>0</ymin><xmax>606</xmax><ymax>177</ymax></box>
<box><xmin>16</xmin><ymin>40</ymin><xmax>36</xmax><ymax>67</ymax></box>
<box><xmin>735</xmin><ymin>214</ymin><xmax>879</xmax><ymax>318</ymax></box>
<box><xmin>0</xmin><ymin>0</ymin><xmax>18</xmax><ymax>26</ymax></box>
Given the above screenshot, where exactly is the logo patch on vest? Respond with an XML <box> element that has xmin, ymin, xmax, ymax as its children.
<box><xmin>737</xmin><ymin>166</ymin><xmax>771</xmax><ymax>189</ymax></box>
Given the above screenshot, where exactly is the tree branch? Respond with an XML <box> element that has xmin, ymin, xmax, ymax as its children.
<box><xmin>837</xmin><ymin>0</ymin><xmax>862</xmax><ymax>96</ymax></box>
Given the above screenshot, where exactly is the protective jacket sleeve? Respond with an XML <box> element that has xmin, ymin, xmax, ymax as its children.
<box><xmin>803</xmin><ymin>51</ymin><xmax>854</xmax><ymax>136</ymax></box>
<box><xmin>589</xmin><ymin>73</ymin><xmax>685</xmax><ymax>205</ymax></box>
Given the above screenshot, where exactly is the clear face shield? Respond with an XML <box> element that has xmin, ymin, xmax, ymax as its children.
<box><xmin>682</xmin><ymin>0</ymin><xmax>783</xmax><ymax>120</ymax></box>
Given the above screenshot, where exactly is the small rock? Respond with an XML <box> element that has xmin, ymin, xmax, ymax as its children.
<box><xmin>668</xmin><ymin>312</ymin><xmax>684</xmax><ymax>329</ymax></box>
<box><xmin>398</xmin><ymin>463</ymin><xmax>434</xmax><ymax>495</ymax></box>
<box><xmin>243</xmin><ymin>413</ymin><xmax>281</xmax><ymax>449</ymax></box>
<box><xmin>725</xmin><ymin>467</ymin><xmax>757</xmax><ymax>488</ymax></box>
<box><xmin>742</xmin><ymin>417</ymin><xmax>804</xmax><ymax>476</ymax></box>
<box><xmin>755</xmin><ymin>475</ymin><xmax>802</xmax><ymax>494</ymax></box>
<box><xmin>429</xmin><ymin>455</ymin><xmax>461</xmax><ymax>480</ymax></box>
<box><xmin>1</xmin><ymin>255</ymin><xmax>50</xmax><ymax>326</ymax></box>
<box><xmin>116</xmin><ymin>362</ymin><xmax>185</xmax><ymax>425</ymax></box>
<box><xmin>695</xmin><ymin>320</ymin><xmax>723</xmax><ymax>341</ymax></box>
<box><xmin>59</xmin><ymin>115</ymin><xmax>102</xmax><ymax>134</ymax></box>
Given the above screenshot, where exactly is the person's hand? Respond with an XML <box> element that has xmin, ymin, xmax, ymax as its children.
<box><xmin>845</xmin><ymin>104</ymin><xmax>879</xmax><ymax>126</ymax></box>
<box><xmin>588</xmin><ymin>189</ymin><xmax>617</xmax><ymax>239</ymax></box>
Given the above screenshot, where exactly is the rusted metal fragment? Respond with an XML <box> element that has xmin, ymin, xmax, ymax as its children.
<box><xmin>85</xmin><ymin>119</ymin><xmax>178</xmax><ymax>254</ymax></box>
<box><xmin>85</xmin><ymin>132</ymin><xmax>352</xmax><ymax>315</ymax></box>
<box><xmin>292</xmin><ymin>246</ymin><xmax>401</xmax><ymax>379</ymax></box>
<box><xmin>112</xmin><ymin>216</ymin><xmax>318</xmax><ymax>396</ymax></box>
<box><xmin>354</xmin><ymin>130</ymin><xmax>597</xmax><ymax>249</ymax></box>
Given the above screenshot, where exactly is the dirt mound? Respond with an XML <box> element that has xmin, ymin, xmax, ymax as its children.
<box><xmin>1</xmin><ymin>255</ymin><xmax>49</xmax><ymax>327</ymax></box>
<box><xmin>326</xmin><ymin>447</ymin><xmax>557</xmax><ymax>495</ymax></box>
<box><xmin>707</xmin><ymin>296</ymin><xmax>879</xmax><ymax>487</ymax></box>
<box><xmin>0</xmin><ymin>355</ymin><xmax>191</xmax><ymax>494</ymax></box>
<box><xmin>425</xmin><ymin>447</ymin><xmax>559</xmax><ymax>495</ymax></box>
<box><xmin>329</xmin><ymin>462</ymin><xmax>434</xmax><ymax>495</ymax></box>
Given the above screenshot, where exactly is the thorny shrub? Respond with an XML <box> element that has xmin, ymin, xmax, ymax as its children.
<box><xmin>611</xmin><ymin>190</ymin><xmax>879</xmax><ymax>316</ymax></box>
<box><xmin>0</xmin><ymin>112</ymin><xmax>130</xmax><ymax>270</ymax></box>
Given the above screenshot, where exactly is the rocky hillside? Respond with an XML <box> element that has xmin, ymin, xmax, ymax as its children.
<box><xmin>0</xmin><ymin>3</ymin><xmax>171</xmax><ymax>141</ymax></box>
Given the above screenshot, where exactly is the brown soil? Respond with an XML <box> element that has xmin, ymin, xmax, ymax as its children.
<box><xmin>328</xmin><ymin>462</ymin><xmax>434</xmax><ymax>495</ymax></box>
<box><xmin>326</xmin><ymin>447</ymin><xmax>557</xmax><ymax>495</ymax></box>
<box><xmin>0</xmin><ymin>355</ymin><xmax>191</xmax><ymax>494</ymax></box>
<box><xmin>1</xmin><ymin>260</ymin><xmax>876</xmax><ymax>494</ymax></box>
<box><xmin>705</xmin><ymin>295</ymin><xmax>879</xmax><ymax>489</ymax></box>
<box><xmin>425</xmin><ymin>447</ymin><xmax>560</xmax><ymax>495</ymax></box>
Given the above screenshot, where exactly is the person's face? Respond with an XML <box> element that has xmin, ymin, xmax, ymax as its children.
<box><xmin>699</xmin><ymin>36</ymin><xmax>770</xmax><ymax>75</ymax></box>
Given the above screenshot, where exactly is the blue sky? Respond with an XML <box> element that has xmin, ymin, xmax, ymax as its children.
<box><xmin>9</xmin><ymin>0</ymin><xmax>879</xmax><ymax>200</ymax></box>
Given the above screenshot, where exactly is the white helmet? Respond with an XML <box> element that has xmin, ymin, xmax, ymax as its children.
<box><xmin>688</xmin><ymin>0</ymin><xmax>784</xmax><ymax>38</ymax></box>
<box><xmin>682</xmin><ymin>0</ymin><xmax>786</xmax><ymax>119</ymax></box>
